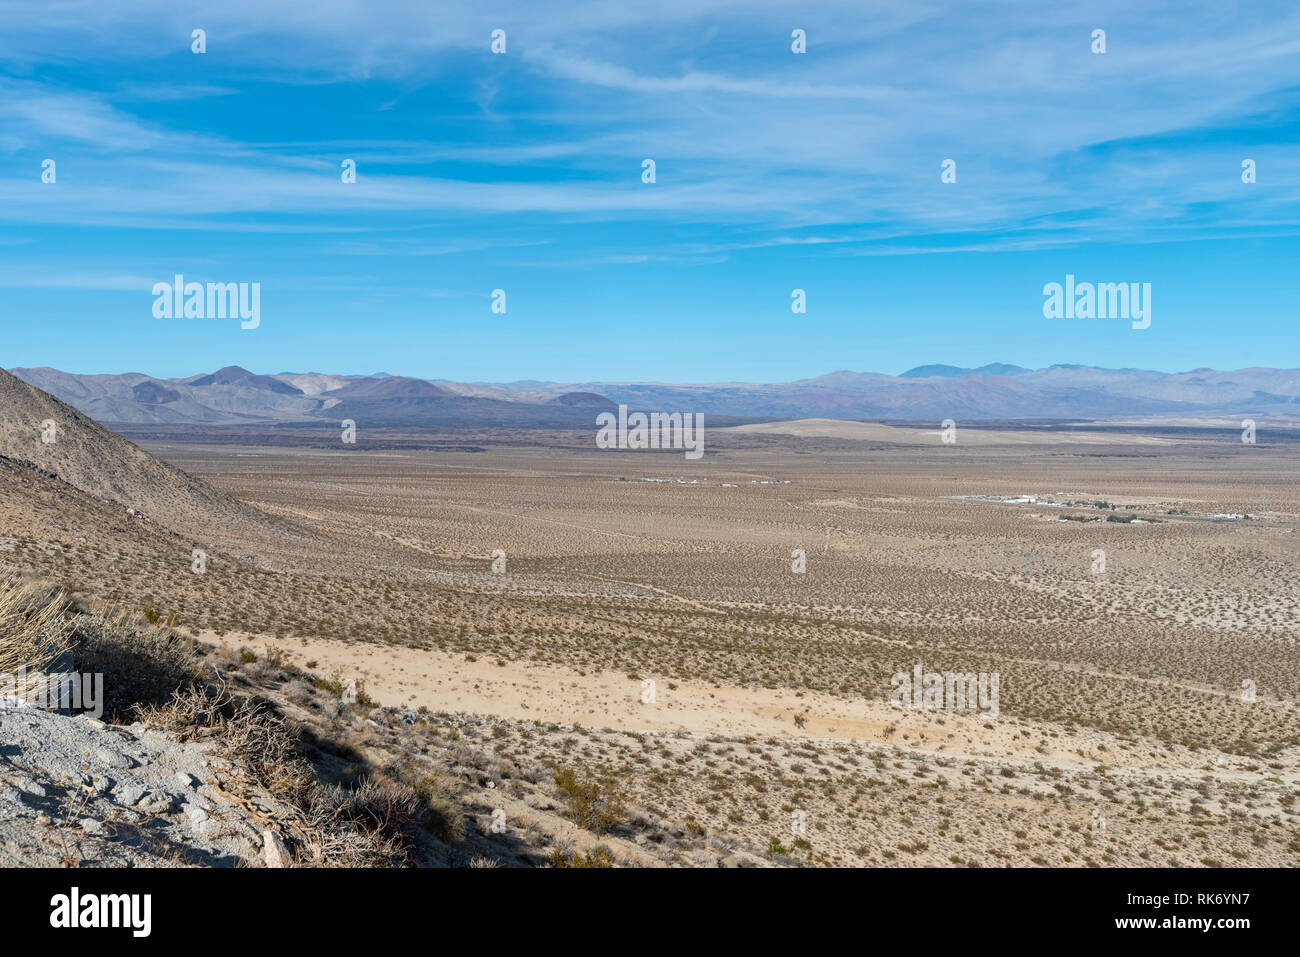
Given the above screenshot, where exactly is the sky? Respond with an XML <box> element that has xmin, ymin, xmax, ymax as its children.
<box><xmin>1</xmin><ymin>0</ymin><xmax>1298</xmax><ymax>383</ymax></box>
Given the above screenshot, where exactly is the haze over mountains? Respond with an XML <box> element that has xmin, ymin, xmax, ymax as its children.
<box><xmin>8</xmin><ymin>363</ymin><xmax>1300</xmax><ymax>428</ymax></box>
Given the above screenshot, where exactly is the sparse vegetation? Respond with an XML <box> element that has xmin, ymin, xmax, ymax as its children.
<box><xmin>3</xmin><ymin>416</ymin><xmax>1297</xmax><ymax>869</ymax></box>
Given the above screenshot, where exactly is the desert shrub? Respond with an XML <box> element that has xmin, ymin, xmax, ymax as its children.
<box><xmin>548</xmin><ymin>844</ymin><xmax>615</xmax><ymax>868</ymax></box>
<box><xmin>285</xmin><ymin>678</ymin><xmax>318</xmax><ymax>707</ymax></box>
<box><xmin>142</xmin><ymin>684</ymin><xmax>431</xmax><ymax>867</ymax></box>
<box><xmin>402</xmin><ymin>770</ymin><xmax>466</xmax><ymax>843</ymax></box>
<box><xmin>137</xmin><ymin>682</ymin><xmax>227</xmax><ymax>732</ymax></box>
<box><xmin>552</xmin><ymin>765</ymin><xmax>627</xmax><ymax>834</ymax></box>
<box><xmin>293</xmin><ymin>780</ymin><xmax>415</xmax><ymax>867</ymax></box>
<box><xmin>143</xmin><ymin>684</ymin><xmax>314</xmax><ymax>802</ymax></box>
<box><xmin>304</xmin><ymin>776</ymin><xmax>440</xmax><ymax>866</ymax></box>
<box><xmin>224</xmin><ymin>696</ymin><xmax>315</xmax><ymax>801</ymax></box>
<box><xmin>67</xmin><ymin>608</ymin><xmax>200</xmax><ymax>715</ymax></box>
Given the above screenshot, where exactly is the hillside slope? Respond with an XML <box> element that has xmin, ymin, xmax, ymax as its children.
<box><xmin>0</xmin><ymin>368</ymin><xmax>280</xmax><ymax>540</ymax></box>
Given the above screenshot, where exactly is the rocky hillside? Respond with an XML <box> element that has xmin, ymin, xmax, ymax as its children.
<box><xmin>0</xmin><ymin>578</ymin><xmax>738</xmax><ymax>868</ymax></box>
<box><xmin>0</xmin><ymin>703</ymin><xmax>298</xmax><ymax>867</ymax></box>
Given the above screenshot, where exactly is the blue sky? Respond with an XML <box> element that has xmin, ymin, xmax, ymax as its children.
<box><xmin>1</xmin><ymin>1</ymin><xmax>1298</xmax><ymax>383</ymax></box>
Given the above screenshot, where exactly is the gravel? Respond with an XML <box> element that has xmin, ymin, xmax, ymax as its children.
<box><xmin>0</xmin><ymin>704</ymin><xmax>295</xmax><ymax>867</ymax></box>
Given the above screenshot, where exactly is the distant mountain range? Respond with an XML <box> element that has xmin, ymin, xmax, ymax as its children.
<box><xmin>8</xmin><ymin>364</ymin><xmax>1300</xmax><ymax>427</ymax></box>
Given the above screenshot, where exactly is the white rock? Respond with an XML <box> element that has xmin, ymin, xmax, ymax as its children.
<box><xmin>262</xmin><ymin>829</ymin><xmax>289</xmax><ymax>868</ymax></box>
<box><xmin>114</xmin><ymin>785</ymin><xmax>146</xmax><ymax>806</ymax></box>
<box><xmin>95</xmin><ymin>748</ymin><xmax>133</xmax><ymax>769</ymax></box>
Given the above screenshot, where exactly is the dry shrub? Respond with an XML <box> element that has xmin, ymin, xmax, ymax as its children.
<box><xmin>302</xmin><ymin>777</ymin><xmax>433</xmax><ymax>867</ymax></box>
<box><xmin>0</xmin><ymin>576</ymin><xmax>71</xmax><ymax>676</ymax></box>
<box><xmin>387</xmin><ymin>760</ymin><xmax>467</xmax><ymax>844</ymax></box>
<box><xmin>137</xmin><ymin>682</ymin><xmax>227</xmax><ymax>732</ymax></box>
<box><xmin>224</xmin><ymin>696</ymin><xmax>315</xmax><ymax>803</ymax></box>
<box><xmin>143</xmin><ymin>684</ymin><xmax>434</xmax><ymax>867</ymax></box>
<box><xmin>67</xmin><ymin>607</ymin><xmax>200</xmax><ymax>715</ymax></box>
<box><xmin>141</xmin><ymin>683</ymin><xmax>313</xmax><ymax>804</ymax></box>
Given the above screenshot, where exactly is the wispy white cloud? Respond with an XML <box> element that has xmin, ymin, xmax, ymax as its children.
<box><xmin>522</xmin><ymin>46</ymin><xmax>907</xmax><ymax>101</ymax></box>
<box><xmin>0</xmin><ymin>0</ymin><xmax>1295</xmax><ymax>258</ymax></box>
<box><xmin>0</xmin><ymin>271</ymin><xmax>159</xmax><ymax>290</ymax></box>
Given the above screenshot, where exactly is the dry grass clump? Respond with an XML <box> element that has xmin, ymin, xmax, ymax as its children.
<box><xmin>301</xmin><ymin>777</ymin><xmax>442</xmax><ymax>867</ymax></box>
<box><xmin>295</xmin><ymin>782</ymin><xmax>415</xmax><ymax>867</ymax></box>
<box><xmin>0</xmin><ymin>576</ymin><xmax>71</xmax><ymax>675</ymax></box>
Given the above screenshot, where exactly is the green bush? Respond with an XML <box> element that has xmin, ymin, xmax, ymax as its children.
<box><xmin>549</xmin><ymin>845</ymin><xmax>615</xmax><ymax>868</ymax></box>
<box><xmin>552</xmin><ymin>765</ymin><xmax>627</xmax><ymax>834</ymax></box>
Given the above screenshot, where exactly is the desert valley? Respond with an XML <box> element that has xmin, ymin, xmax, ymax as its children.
<box><xmin>1</xmin><ymin>365</ymin><xmax>1297</xmax><ymax>868</ymax></box>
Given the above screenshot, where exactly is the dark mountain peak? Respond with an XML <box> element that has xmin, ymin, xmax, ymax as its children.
<box><xmin>190</xmin><ymin>366</ymin><xmax>251</xmax><ymax>386</ymax></box>
<box><xmin>131</xmin><ymin>381</ymin><xmax>181</xmax><ymax>405</ymax></box>
<box><xmin>212</xmin><ymin>365</ymin><xmax>254</xmax><ymax>381</ymax></box>
<box><xmin>901</xmin><ymin>363</ymin><xmax>1027</xmax><ymax>379</ymax></box>
<box><xmin>191</xmin><ymin>366</ymin><xmax>303</xmax><ymax>395</ymax></box>
<box><xmin>551</xmin><ymin>391</ymin><xmax>616</xmax><ymax>408</ymax></box>
<box><xmin>900</xmin><ymin>364</ymin><xmax>971</xmax><ymax>378</ymax></box>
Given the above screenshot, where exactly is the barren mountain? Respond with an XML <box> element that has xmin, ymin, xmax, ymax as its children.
<box><xmin>186</xmin><ymin>365</ymin><xmax>304</xmax><ymax>396</ymax></box>
<box><xmin>321</xmin><ymin>375</ymin><xmax>454</xmax><ymax>400</ymax></box>
<box><xmin>899</xmin><ymin>363</ymin><xmax>1030</xmax><ymax>378</ymax></box>
<box><xmin>272</xmin><ymin>373</ymin><xmax>353</xmax><ymax>396</ymax></box>
<box><xmin>0</xmin><ymin>368</ymin><xmax>280</xmax><ymax>540</ymax></box>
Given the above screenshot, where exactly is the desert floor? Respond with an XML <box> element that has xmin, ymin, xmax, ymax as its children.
<box><xmin>7</xmin><ymin>423</ymin><xmax>1298</xmax><ymax>865</ymax></box>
